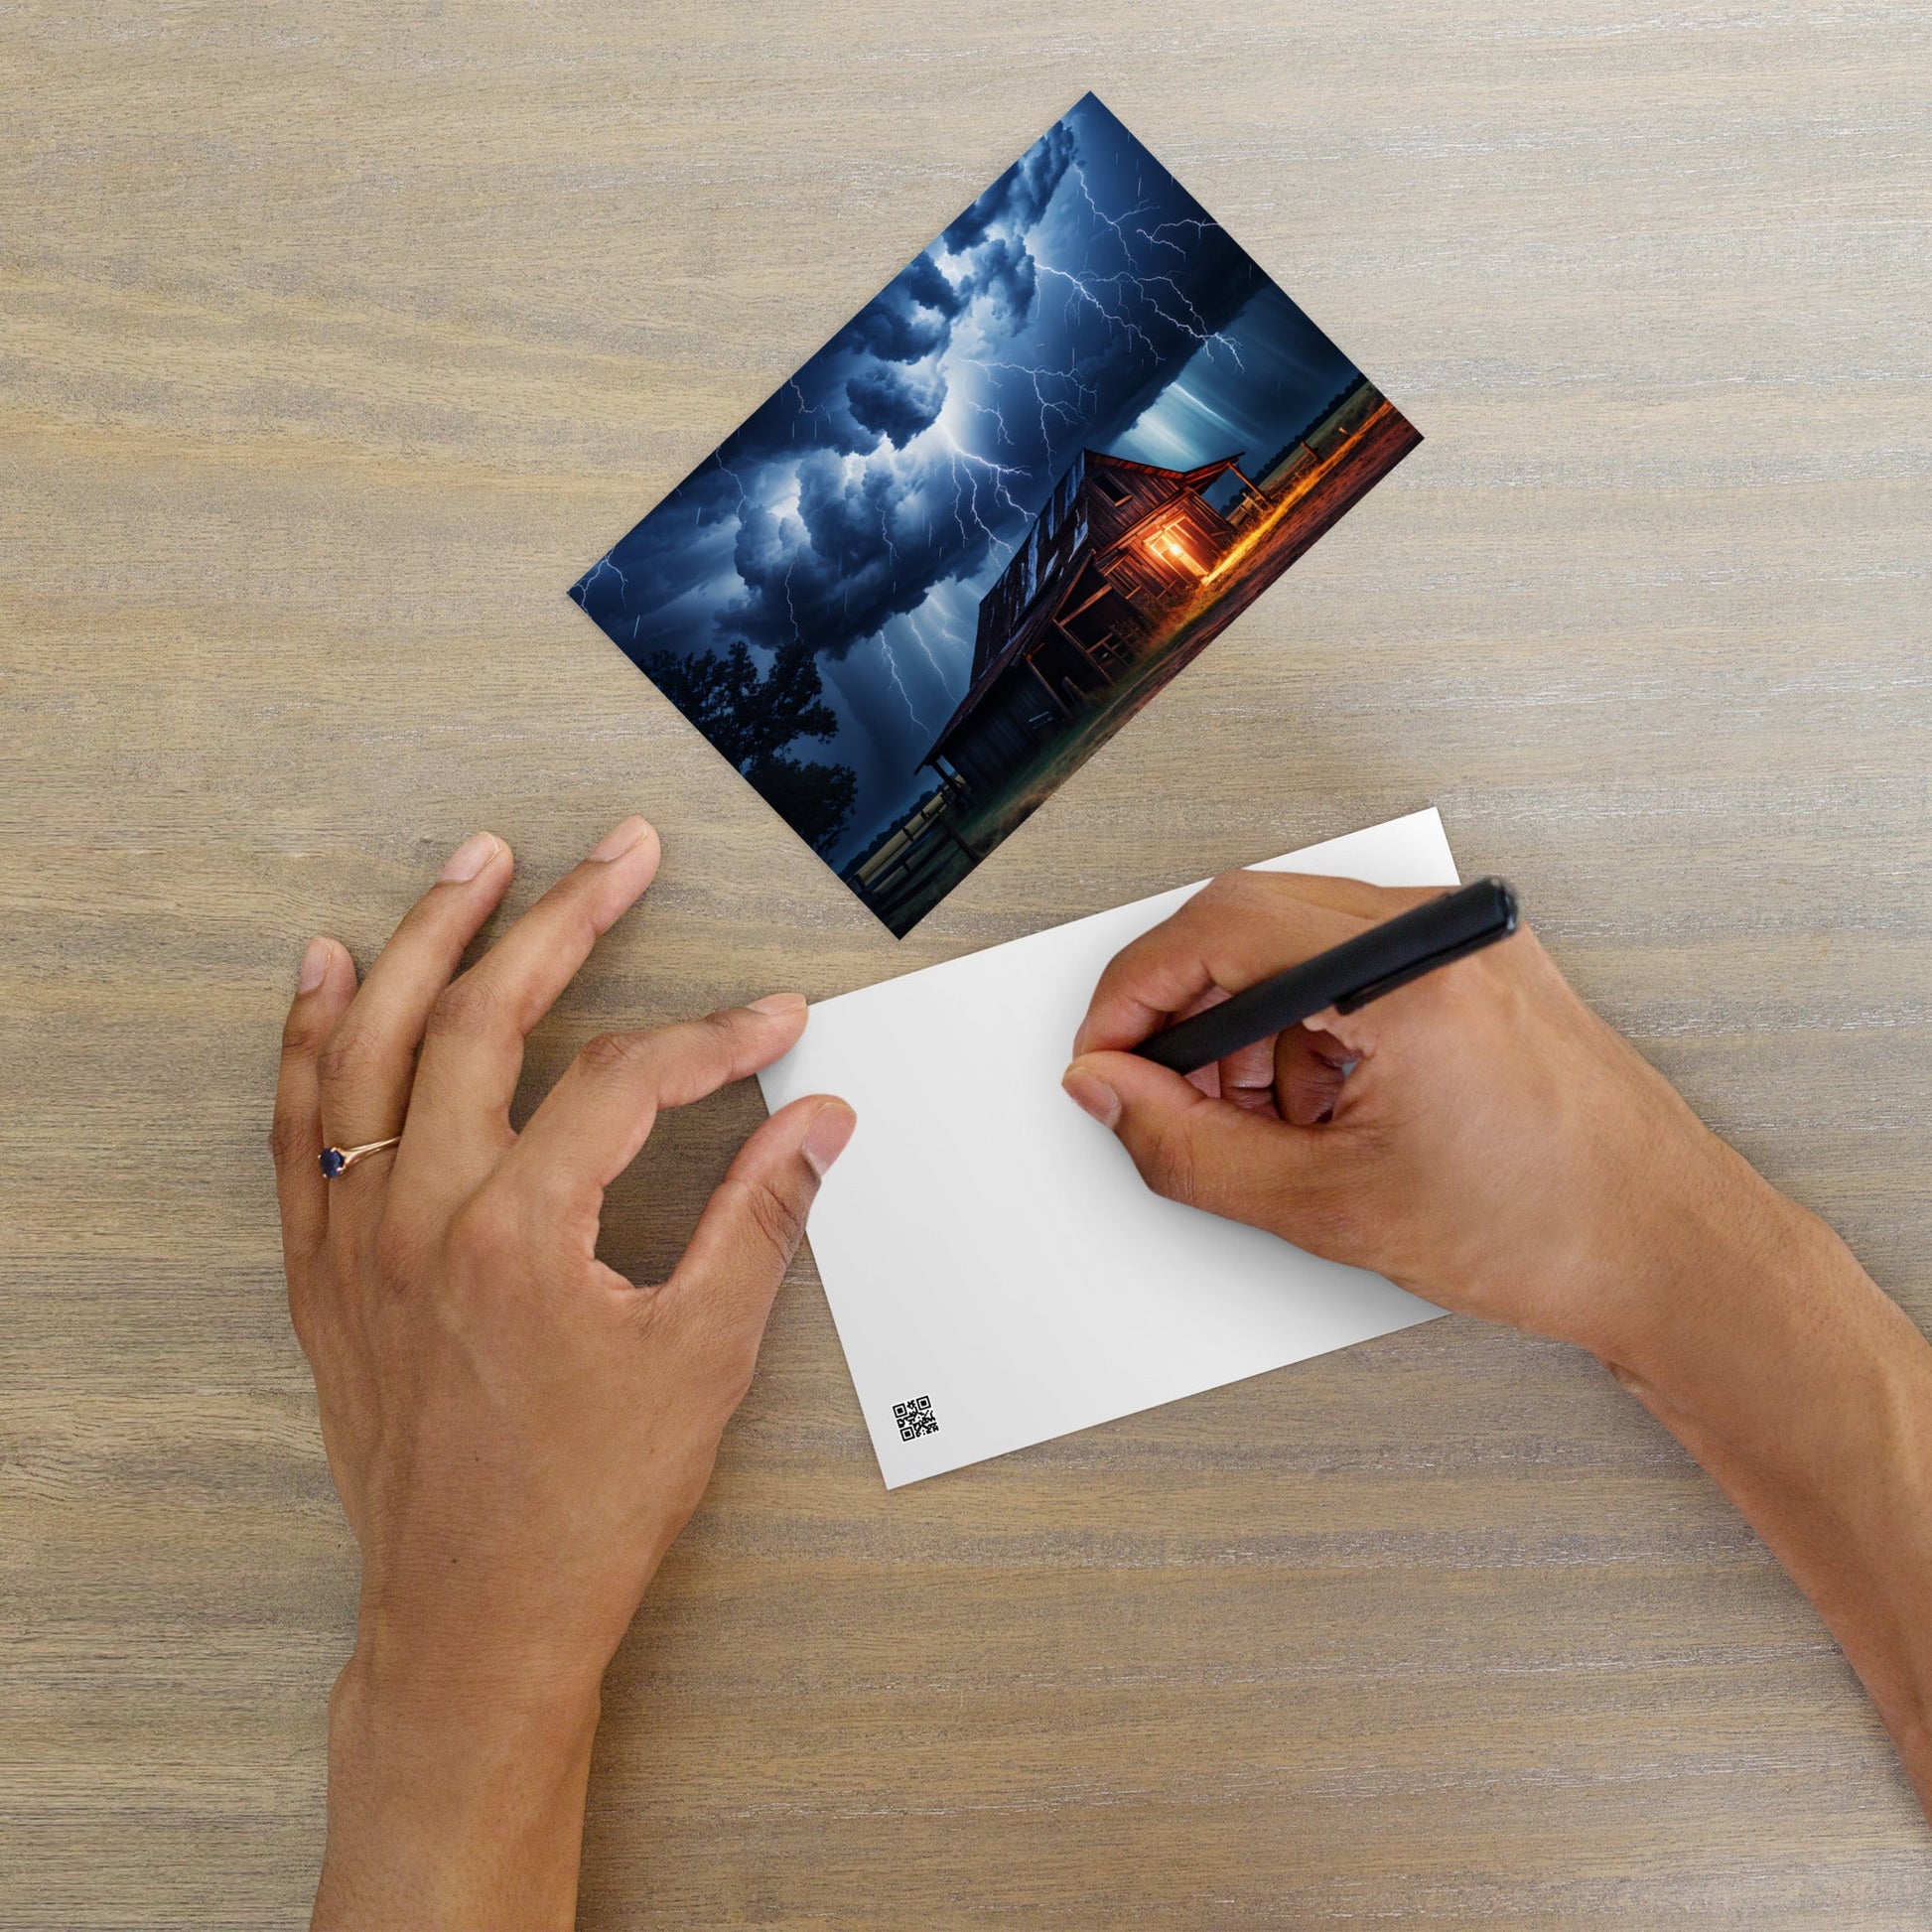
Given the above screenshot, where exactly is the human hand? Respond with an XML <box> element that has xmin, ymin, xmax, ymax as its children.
<box><xmin>1061</xmin><ymin>869</ymin><xmax>1762</xmax><ymax>1360</ymax></box>
<box><xmin>271</xmin><ymin>818</ymin><xmax>854</xmax><ymax>1929</ymax></box>
<box><xmin>1066</xmin><ymin>869</ymin><xmax>1932</xmax><ymax>1826</ymax></box>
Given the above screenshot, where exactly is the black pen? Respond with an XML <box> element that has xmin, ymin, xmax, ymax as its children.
<box><xmin>1132</xmin><ymin>877</ymin><xmax>1520</xmax><ymax>1075</ymax></box>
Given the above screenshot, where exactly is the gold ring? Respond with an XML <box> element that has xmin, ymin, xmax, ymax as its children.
<box><xmin>319</xmin><ymin>1137</ymin><xmax>401</xmax><ymax>1178</ymax></box>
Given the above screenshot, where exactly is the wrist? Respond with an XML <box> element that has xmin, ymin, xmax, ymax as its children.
<box><xmin>1568</xmin><ymin>1121</ymin><xmax>1806</xmax><ymax>1387</ymax></box>
<box><xmin>1580</xmin><ymin>1130</ymin><xmax>1930</xmax><ymax>1504</ymax></box>
<box><xmin>1580</xmin><ymin>1153</ymin><xmax>1932</xmax><ymax>1803</ymax></box>
<box><xmin>314</xmin><ymin>1643</ymin><xmax>601</xmax><ymax>1931</ymax></box>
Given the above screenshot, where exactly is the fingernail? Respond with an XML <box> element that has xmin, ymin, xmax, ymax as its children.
<box><xmin>439</xmin><ymin>832</ymin><xmax>501</xmax><ymax>884</ymax></box>
<box><xmin>802</xmin><ymin>1101</ymin><xmax>856</xmax><ymax>1178</ymax></box>
<box><xmin>749</xmin><ymin>992</ymin><xmax>808</xmax><ymax>1017</ymax></box>
<box><xmin>297</xmin><ymin>935</ymin><xmax>332</xmax><ymax>992</ymax></box>
<box><xmin>591</xmin><ymin>815</ymin><xmax>652</xmax><ymax>863</ymax></box>
<box><xmin>1062</xmin><ymin>1066</ymin><xmax>1122</xmax><ymax>1130</ymax></box>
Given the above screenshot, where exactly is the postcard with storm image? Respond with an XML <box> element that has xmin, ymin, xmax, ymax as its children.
<box><xmin>570</xmin><ymin>93</ymin><xmax>1420</xmax><ymax>935</ymax></box>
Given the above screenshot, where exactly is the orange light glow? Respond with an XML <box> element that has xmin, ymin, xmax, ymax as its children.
<box><xmin>1200</xmin><ymin>425</ymin><xmax>1357</xmax><ymax>588</ymax></box>
<box><xmin>1145</xmin><ymin>524</ymin><xmax>1204</xmax><ymax>576</ymax></box>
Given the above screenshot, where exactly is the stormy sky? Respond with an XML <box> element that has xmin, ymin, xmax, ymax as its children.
<box><xmin>571</xmin><ymin>92</ymin><xmax>1363</xmax><ymax>871</ymax></box>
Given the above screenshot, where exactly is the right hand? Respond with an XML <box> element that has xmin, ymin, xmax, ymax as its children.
<box><xmin>1068</xmin><ymin>870</ymin><xmax>1932</xmax><ymax>1831</ymax></box>
<box><xmin>1061</xmin><ymin>869</ymin><xmax>1771</xmax><ymax>1359</ymax></box>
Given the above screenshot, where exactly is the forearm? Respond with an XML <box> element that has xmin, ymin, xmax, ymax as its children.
<box><xmin>313</xmin><ymin>1652</ymin><xmax>601</xmax><ymax>1931</ymax></box>
<box><xmin>1593</xmin><ymin>1141</ymin><xmax>1932</xmax><ymax>1810</ymax></box>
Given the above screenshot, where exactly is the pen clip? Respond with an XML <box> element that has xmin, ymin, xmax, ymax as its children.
<box><xmin>1332</xmin><ymin>883</ymin><xmax>1518</xmax><ymax>1014</ymax></box>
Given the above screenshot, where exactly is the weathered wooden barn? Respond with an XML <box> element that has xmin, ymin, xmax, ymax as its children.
<box><xmin>921</xmin><ymin>446</ymin><xmax>1263</xmax><ymax>801</ymax></box>
<box><xmin>845</xmin><ymin>376</ymin><xmax>1398</xmax><ymax>931</ymax></box>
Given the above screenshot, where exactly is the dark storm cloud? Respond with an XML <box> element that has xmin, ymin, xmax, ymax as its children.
<box><xmin>837</xmin><ymin>250</ymin><xmax>967</xmax><ymax>362</ymax></box>
<box><xmin>678</xmin><ymin>110</ymin><xmax>1258</xmax><ymax>670</ymax></box>
<box><xmin>595</xmin><ymin>122</ymin><xmax>1091</xmax><ymax>668</ymax></box>
<box><xmin>846</xmin><ymin>362</ymin><xmax>947</xmax><ymax>448</ymax></box>
<box><xmin>725</xmin><ymin>444</ymin><xmax>991</xmax><ymax>658</ymax></box>
<box><xmin>959</xmin><ymin>232</ymin><xmax>1037</xmax><ymax>325</ymax></box>
<box><xmin>574</xmin><ymin>97</ymin><xmax>1275</xmax><ymax>680</ymax></box>
<box><xmin>570</xmin><ymin>91</ymin><xmax>1371</xmax><ymax>871</ymax></box>
<box><xmin>943</xmin><ymin>113</ymin><xmax>1076</xmax><ymax>252</ymax></box>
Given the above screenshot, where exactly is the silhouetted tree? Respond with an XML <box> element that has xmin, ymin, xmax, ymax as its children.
<box><xmin>743</xmin><ymin>752</ymin><xmax>859</xmax><ymax>857</ymax></box>
<box><xmin>645</xmin><ymin>639</ymin><xmax>859</xmax><ymax>857</ymax></box>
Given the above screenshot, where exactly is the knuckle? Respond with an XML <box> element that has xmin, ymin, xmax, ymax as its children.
<box><xmin>735</xmin><ymin>1172</ymin><xmax>808</xmax><ymax>1263</ymax></box>
<box><xmin>428</xmin><ymin>971</ymin><xmax>503</xmax><ymax>1042</ymax></box>
<box><xmin>371</xmin><ymin>1209</ymin><xmax>423</xmax><ymax>1284</ymax></box>
<box><xmin>677</xmin><ymin>1304</ymin><xmax>760</xmax><ymax>1408</ymax></box>
<box><xmin>700</xmin><ymin>1007</ymin><xmax>757</xmax><ymax>1075</ymax></box>
<box><xmin>1196</xmin><ymin>869</ymin><xmax>1251</xmax><ymax>905</ymax></box>
<box><xmin>285</xmin><ymin>1271</ymin><xmax>326</xmax><ymax>1358</ymax></box>
<box><xmin>553</xmin><ymin>860</ymin><xmax>607</xmax><ymax>915</ymax></box>
<box><xmin>717</xmin><ymin>1343</ymin><xmax>759</xmax><ymax>1409</ymax></box>
<box><xmin>268</xmin><ymin>1108</ymin><xmax>315</xmax><ymax>1170</ymax></box>
<box><xmin>444</xmin><ymin>1193</ymin><xmax>521</xmax><ymax>1287</ymax></box>
<box><xmin>1201</xmin><ymin>868</ymin><xmax>1278</xmax><ymax>914</ymax></box>
<box><xmin>707</xmin><ymin>1312</ymin><xmax>765</xmax><ymax>1408</ymax></box>
<box><xmin>702</xmin><ymin>1005</ymin><xmax>745</xmax><ymax>1044</ymax></box>
<box><xmin>578</xmin><ymin>1029</ymin><xmax>652</xmax><ymax>1080</ymax></box>
<box><xmin>314</xmin><ymin>1022</ymin><xmax>368</xmax><ymax>1094</ymax></box>
<box><xmin>281</xmin><ymin>1002</ymin><xmax>323</xmax><ymax>1051</ymax></box>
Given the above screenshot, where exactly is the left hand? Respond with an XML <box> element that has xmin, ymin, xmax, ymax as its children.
<box><xmin>271</xmin><ymin>817</ymin><xmax>854</xmax><ymax>1929</ymax></box>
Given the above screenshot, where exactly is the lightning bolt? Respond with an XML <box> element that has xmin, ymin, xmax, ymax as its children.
<box><xmin>578</xmin><ymin>554</ymin><xmax>629</xmax><ymax>606</ymax></box>
<box><xmin>1039</xmin><ymin>160</ymin><xmax>1246</xmax><ymax>373</ymax></box>
<box><xmin>902</xmin><ymin>605</ymin><xmax>951</xmax><ymax>683</ymax></box>
<box><xmin>1038</xmin><ymin>260</ymin><xmax>1244</xmax><ymax>374</ymax></box>
<box><xmin>953</xmin><ymin>346</ymin><xmax>1099</xmax><ymax>465</ymax></box>
<box><xmin>786</xmin><ymin>376</ymin><xmax>835</xmax><ymax>447</ymax></box>
<box><xmin>934</xmin><ymin>422</ymin><xmax>1027</xmax><ymax>562</ymax></box>
<box><xmin>1135</xmin><ymin>213</ymin><xmax>1219</xmax><ymax>259</ymax></box>
<box><xmin>1061</xmin><ymin>162</ymin><xmax>1158</xmax><ymax>262</ymax></box>
<box><xmin>711</xmin><ymin>451</ymin><xmax>753</xmax><ymax>515</ymax></box>
<box><xmin>782</xmin><ymin>557</ymin><xmax>802</xmax><ymax>643</ymax></box>
<box><xmin>877</xmin><ymin>630</ymin><xmax>932</xmax><ymax>734</ymax></box>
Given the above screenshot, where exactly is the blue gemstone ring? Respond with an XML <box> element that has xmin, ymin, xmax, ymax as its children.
<box><xmin>319</xmin><ymin>1136</ymin><xmax>402</xmax><ymax>1179</ymax></box>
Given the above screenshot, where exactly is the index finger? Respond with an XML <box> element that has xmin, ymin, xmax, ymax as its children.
<box><xmin>399</xmin><ymin>816</ymin><xmax>662</xmax><ymax>1178</ymax></box>
<box><xmin>1072</xmin><ymin>871</ymin><xmax>1441</xmax><ymax>1056</ymax></box>
<box><xmin>499</xmin><ymin>997</ymin><xmax>813</xmax><ymax>1214</ymax></box>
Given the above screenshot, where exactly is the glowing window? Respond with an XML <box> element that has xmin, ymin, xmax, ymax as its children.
<box><xmin>1145</xmin><ymin>522</ymin><xmax>1205</xmax><ymax>576</ymax></box>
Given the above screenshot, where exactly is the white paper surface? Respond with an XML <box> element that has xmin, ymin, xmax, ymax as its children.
<box><xmin>759</xmin><ymin>808</ymin><xmax>1460</xmax><ymax>1486</ymax></box>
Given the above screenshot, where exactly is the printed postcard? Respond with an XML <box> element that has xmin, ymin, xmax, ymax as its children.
<box><xmin>571</xmin><ymin>93</ymin><xmax>1419</xmax><ymax>934</ymax></box>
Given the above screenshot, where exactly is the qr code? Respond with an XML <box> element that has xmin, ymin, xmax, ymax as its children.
<box><xmin>893</xmin><ymin>1395</ymin><xmax>939</xmax><ymax>1443</ymax></box>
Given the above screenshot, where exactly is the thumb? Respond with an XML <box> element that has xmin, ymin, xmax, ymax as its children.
<box><xmin>1063</xmin><ymin>1048</ymin><xmax>1350</xmax><ymax>1250</ymax></box>
<box><xmin>660</xmin><ymin>1095</ymin><xmax>856</xmax><ymax>1379</ymax></box>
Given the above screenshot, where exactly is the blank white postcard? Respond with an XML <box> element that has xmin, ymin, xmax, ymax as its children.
<box><xmin>758</xmin><ymin>808</ymin><xmax>1459</xmax><ymax>1486</ymax></box>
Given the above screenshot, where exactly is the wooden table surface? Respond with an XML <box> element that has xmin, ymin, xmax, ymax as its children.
<box><xmin>5</xmin><ymin>1</ymin><xmax>1928</xmax><ymax>1924</ymax></box>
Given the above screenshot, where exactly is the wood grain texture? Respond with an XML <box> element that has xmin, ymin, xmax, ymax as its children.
<box><xmin>3</xmin><ymin>0</ymin><xmax>1928</xmax><ymax>1924</ymax></box>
